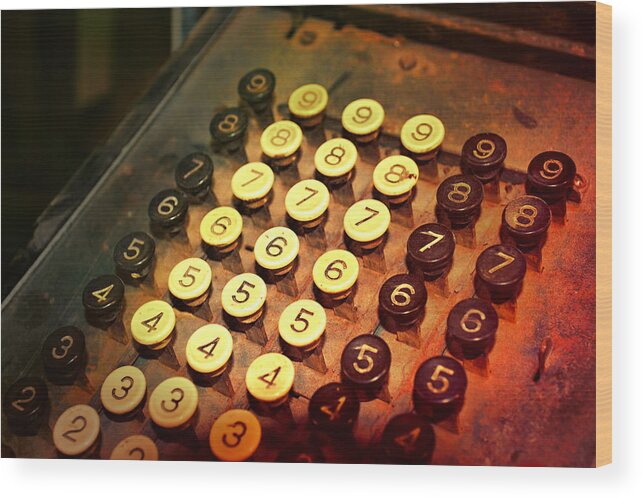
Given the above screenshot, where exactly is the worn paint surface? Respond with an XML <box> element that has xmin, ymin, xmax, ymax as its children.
<box><xmin>1</xmin><ymin>7</ymin><xmax>596</xmax><ymax>466</ymax></box>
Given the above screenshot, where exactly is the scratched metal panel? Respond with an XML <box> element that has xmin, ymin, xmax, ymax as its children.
<box><xmin>1</xmin><ymin>6</ymin><xmax>595</xmax><ymax>466</ymax></box>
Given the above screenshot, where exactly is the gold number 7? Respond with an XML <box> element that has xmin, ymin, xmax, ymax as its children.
<box><xmin>419</xmin><ymin>230</ymin><xmax>444</xmax><ymax>252</ymax></box>
<box><xmin>488</xmin><ymin>251</ymin><xmax>515</xmax><ymax>274</ymax></box>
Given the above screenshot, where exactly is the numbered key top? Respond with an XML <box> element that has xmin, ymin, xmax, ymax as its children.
<box><xmin>245</xmin><ymin>352</ymin><xmax>295</xmax><ymax>406</ymax></box>
<box><xmin>475</xmin><ymin>244</ymin><xmax>527</xmax><ymax>301</ymax></box>
<box><xmin>209</xmin><ymin>107</ymin><xmax>249</xmax><ymax>154</ymax></box>
<box><xmin>175</xmin><ymin>152</ymin><xmax>214</xmax><ymax>202</ymax></box>
<box><xmin>113</xmin><ymin>231</ymin><xmax>156</xmax><ymax>283</ymax></box>
<box><xmin>254</xmin><ymin>226</ymin><xmax>299</xmax><ymax>273</ymax></box>
<box><xmin>149</xmin><ymin>377</ymin><xmax>199</xmax><ymax>429</ymax></box>
<box><xmin>3</xmin><ymin>377</ymin><xmax>49</xmax><ymax>435</ymax></box>
<box><xmin>400</xmin><ymin>114</ymin><xmax>445</xmax><ymax>161</ymax></box>
<box><xmin>436</xmin><ymin>174</ymin><xmax>484</xmax><ymax>227</ymax></box>
<box><xmin>221</xmin><ymin>272</ymin><xmax>267</xmax><ymax>321</ymax></box>
<box><xmin>378</xmin><ymin>273</ymin><xmax>427</xmax><ymax>330</ymax></box>
<box><xmin>344</xmin><ymin>199</ymin><xmax>390</xmax><ymax>245</ymax></box>
<box><xmin>406</xmin><ymin>223</ymin><xmax>455</xmax><ymax>280</ymax></box>
<box><xmin>446</xmin><ymin>298</ymin><xmax>498</xmax><ymax>360</ymax></box>
<box><xmin>341</xmin><ymin>334</ymin><xmax>391</xmax><ymax>400</ymax></box>
<box><xmin>167</xmin><ymin>257</ymin><xmax>212</xmax><ymax>312</ymax></box>
<box><xmin>288</xmin><ymin>83</ymin><xmax>328</xmax><ymax>128</ymax></box>
<box><xmin>308</xmin><ymin>382</ymin><xmax>359</xmax><ymax>432</ymax></box>
<box><xmin>526</xmin><ymin>151</ymin><xmax>577</xmax><ymax>204</ymax></box>
<box><xmin>53</xmin><ymin>404</ymin><xmax>101</xmax><ymax>457</ymax></box>
<box><xmin>130</xmin><ymin>300</ymin><xmax>176</xmax><ymax>350</ymax></box>
<box><xmin>341</xmin><ymin>98</ymin><xmax>385</xmax><ymax>143</ymax></box>
<box><xmin>200</xmin><ymin>206</ymin><xmax>243</xmax><ymax>253</ymax></box>
<box><xmin>238</xmin><ymin>68</ymin><xmax>276</xmax><ymax>113</ymax></box>
<box><xmin>373</xmin><ymin>155</ymin><xmax>419</xmax><ymax>204</ymax></box>
<box><xmin>502</xmin><ymin>195</ymin><xmax>552</xmax><ymax>250</ymax></box>
<box><xmin>185</xmin><ymin>324</ymin><xmax>233</xmax><ymax>377</ymax></box>
<box><xmin>41</xmin><ymin>326</ymin><xmax>87</xmax><ymax>384</ymax></box>
<box><xmin>100</xmin><ymin>365</ymin><xmax>147</xmax><ymax>417</ymax></box>
<box><xmin>312</xmin><ymin>249</ymin><xmax>359</xmax><ymax>298</ymax></box>
<box><xmin>260</xmin><ymin>119</ymin><xmax>303</xmax><ymax>168</ymax></box>
<box><xmin>82</xmin><ymin>274</ymin><xmax>125</xmax><ymax>324</ymax></box>
<box><xmin>381</xmin><ymin>413</ymin><xmax>435</xmax><ymax>464</ymax></box>
<box><xmin>148</xmin><ymin>188</ymin><xmax>189</xmax><ymax>236</ymax></box>
<box><xmin>314</xmin><ymin>137</ymin><xmax>357</xmax><ymax>182</ymax></box>
<box><xmin>110</xmin><ymin>435</ymin><xmax>158</xmax><ymax>460</ymax></box>
<box><xmin>285</xmin><ymin>178</ymin><xmax>330</xmax><ymax>227</ymax></box>
<box><xmin>413</xmin><ymin>356</ymin><xmax>467</xmax><ymax>422</ymax></box>
<box><xmin>253</xmin><ymin>226</ymin><xmax>300</xmax><ymax>295</ymax></box>
<box><xmin>209</xmin><ymin>409</ymin><xmax>262</xmax><ymax>462</ymax></box>
<box><xmin>278</xmin><ymin>299</ymin><xmax>326</xmax><ymax>351</ymax></box>
<box><xmin>231</xmin><ymin>161</ymin><xmax>275</xmax><ymax>209</ymax></box>
<box><xmin>461</xmin><ymin>132</ymin><xmax>507</xmax><ymax>182</ymax></box>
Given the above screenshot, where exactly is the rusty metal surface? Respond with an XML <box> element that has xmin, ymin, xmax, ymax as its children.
<box><xmin>1</xmin><ymin>6</ymin><xmax>596</xmax><ymax>466</ymax></box>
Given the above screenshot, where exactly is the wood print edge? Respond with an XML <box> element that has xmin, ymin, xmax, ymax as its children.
<box><xmin>595</xmin><ymin>0</ymin><xmax>612</xmax><ymax>467</ymax></box>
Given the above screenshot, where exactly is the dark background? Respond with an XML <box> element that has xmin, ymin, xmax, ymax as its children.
<box><xmin>2</xmin><ymin>9</ymin><xmax>174</xmax><ymax>297</ymax></box>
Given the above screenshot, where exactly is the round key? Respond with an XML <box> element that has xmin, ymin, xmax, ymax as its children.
<box><xmin>148</xmin><ymin>188</ymin><xmax>188</xmax><ymax>230</ymax></box>
<box><xmin>400</xmin><ymin>114</ymin><xmax>445</xmax><ymax>155</ymax></box>
<box><xmin>175</xmin><ymin>152</ymin><xmax>214</xmax><ymax>197</ymax></box>
<box><xmin>461</xmin><ymin>133</ymin><xmax>507</xmax><ymax>180</ymax></box>
<box><xmin>260</xmin><ymin>119</ymin><xmax>303</xmax><ymax>160</ymax></box>
<box><xmin>312</xmin><ymin>249</ymin><xmax>359</xmax><ymax>295</ymax></box>
<box><xmin>200</xmin><ymin>206</ymin><xmax>243</xmax><ymax>249</ymax></box>
<box><xmin>130</xmin><ymin>300</ymin><xmax>176</xmax><ymax>347</ymax></box>
<box><xmin>100</xmin><ymin>365</ymin><xmax>147</xmax><ymax>416</ymax></box>
<box><xmin>41</xmin><ymin>326</ymin><xmax>86</xmax><ymax>379</ymax></box>
<box><xmin>341</xmin><ymin>334</ymin><xmax>391</xmax><ymax>388</ymax></box>
<box><xmin>254</xmin><ymin>226</ymin><xmax>299</xmax><ymax>271</ymax></box>
<box><xmin>288</xmin><ymin>83</ymin><xmax>328</xmax><ymax>120</ymax></box>
<box><xmin>475</xmin><ymin>244</ymin><xmax>527</xmax><ymax>298</ymax></box>
<box><xmin>167</xmin><ymin>257</ymin><xmax>212</xmax><ymax>301</ymax></box>
<box><xmin>381</xmin><ymin>413</ymin><xmax>435</xmax><ymax>464</ymax></box>
<box><xmin>502</xmin><ymin>195</ymin><xmax>551</xmax><ymax>247</ymax></box>
<box><xmin>185</xmin><ymin>324</ymin><xmax>234</xmax><ymax>375</ymax></box>
<box><xmin>526</xmin><ymin>151</ymin><xmax>577</xmax><ymax>202</ymax></box>
<box><xmin>210</xmin><ymin>409</ymin><xmax>262</xmax><ymax>462</ymax></box>
<box><xmin>308</xmin><ymin>382</ymin><xmax>359</xmax><ymax>431</ymax></box>
<box><xmin>53</xmin><ymin>404</ymin><xmax>101</xmax><ymax>457</ymax></box>
<box><xmin>278</xmin><ymin>299</ymin><xmax>326</xmax><ymax>349</ymax></box>
<box><xmin>378</xmin><ymin>273</ymin><xmax>427</xmax><ymax>327</ymax></box>
<box><xmin>221</xmin><ymin>272</ymin><xmax>267</xmax><ymax>318</ymax></box>
<box><xmin>341</xmin><ymin>98</ymin><xmax>385</xmax><ymax>137</ymax></box>
<box><xmin>406</xmin><ymin>223</ymin><xmax>456</xmax><ymax>278</ymax></box>
<box><xmin>343</xmin><ymin>199</ymin><xmax>390</xmax><ymax>244</ymax></box>
<box><xmin>209</xmin><ymin>107</ymin><xmax>249</xmax><ymax>145</ymax></box>
<box><xmin>110</xmin><ymin>435</ymin><xmax>158</xmax><ymax>460</ymax></box>
<box><xmin>245</xmin><ymin>352</ymin><xmax>295</xmax><ymax>404</ymax></box>
<box><xmin>113</xmin><ymin>231</ymin><xmax>156</xmax><ymax>279</ymax></box>
<box><xmin>373</xmin><ymin>155</ymin><xmax>419</xmax><ymax>199</ymax></box>
<box><xmin>149</xmin><ymin>377</ymin><xmax>198</xmax><ymax>429</ymax></box>
<box><xmin>314</xmin><ymin>137</ymin><xmax>358</xmax><ymax>178</ymax></box>
<box><xmin>231</xmin><ymin>162</ymin><xmax>274</xmax><ymax>202</ymax></box>
<box><xmin>238</xmin><ymin>68</ymin><xmax>276</xmax><ymax>109</ymax></box>
<box><xmin>413</xmin><ymin>356</ymin><xmax>467</xmax><ymax>420</ymax></box>
<box><xmin>285</xmin><ymin>179</ymin><xmax>330</xmax><ymax>223</ymax></box>
<box><xmin>3</xmin><ymin>377</ymin><xmax>49</xmax><ymax>432</ymax></box>
<box><xmin>82</xmin><ymin>274</ymin><xmax>125</xmax><ymax>317</ymax></box>
<box><xmin>446</xmin><ymin>298</ymin><xmax>498</xmax><ymax>359</ymax></box>
<box><xmin>436</xmin><ymin>174</ymin><xmax>484</xmax><ymax>224</ymax></box>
